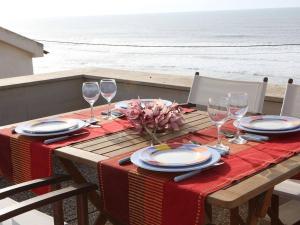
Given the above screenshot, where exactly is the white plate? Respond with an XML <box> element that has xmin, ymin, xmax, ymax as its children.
<box><xmin>15</xmin><ymin>119</ymin><xmax>87</xmax><ymax>137</ymax></box>
<box><xmin>234</xmin><ymin>120</ymin><xmax>300</xmax><ymax>134</ymax></box>
<box><xmin>115</xmin><ymin>99</ymin><xmax>173</xmax><ymax>109</ymax></box>
<box><xmin>21</xmin><ymin>118</ymin><xmax>79</xmax><ymax>134</ymax></box>
<box><xmin>140</xmin><ymin>144</ymin><xmax>212</xmax><ymax>167</ymax></box>
<box><xmin>240</xmin><ymin>115</ymin><xmax>300</xmax><ymax>131</ymax></box>
<box><xmin>131</xmin><ymin>145</ymin><xmax>221</xmax><ymax>172</ymax></box>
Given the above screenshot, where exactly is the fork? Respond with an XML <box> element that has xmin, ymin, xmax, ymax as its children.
<box><xmin>189</xmin><ymin>140</ymin><xmax>229</xmax><ymax>156</ymax></box>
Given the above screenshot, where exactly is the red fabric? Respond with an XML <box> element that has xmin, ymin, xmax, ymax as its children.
<box><xmin>0</xmin><ymin>108</ymin><xmax>132</xmax><ymax>194</ymax></box>
<box><xmin>98</xmin><ymin>125</ymin><xmax>300</xmax><ymax>225</ymax></box>
<box><xmin>0</xmin><ymin>130</ymin><xmax>12</xmax><ymax>179</ymax></box>
<box><xmin>0</xmin><ymin>105</ymin><xmax>193</xmax><ymax>194</ymax></box>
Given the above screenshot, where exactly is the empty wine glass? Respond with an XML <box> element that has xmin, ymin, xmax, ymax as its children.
<box><xmin>82</xmin><ymin>82</ymin><xmax>100</xmax><ymax>123</ymax></box>
<box><xmin>100</xmin><ymin>79</ymin><xmax>117</xmax><ymax>120</ymax></box>
<box><xmin>207</xmin><ymin>96</ymin><xmax>230</xmax><ymax>151</ymax></box>
<box><xmin>228</xmin><ymin>92</ymin><xmax>249</xmax><ymax>144</ymax></box>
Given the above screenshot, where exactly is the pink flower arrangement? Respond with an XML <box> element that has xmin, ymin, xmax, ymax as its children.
<box><xmin>121</xmin><ymin>99</ymin><xmax>184</xmax><ymax>136</ymax></box>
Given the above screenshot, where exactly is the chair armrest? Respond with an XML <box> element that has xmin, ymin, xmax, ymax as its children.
<box><xmin>0</xmin><ymin>183</ymin><xmax>97</xmax><ymax>222</ymax></box>
<box><xmin>0</xmin><ymin>175</ymin><xmax>70</xmax><ymax>199</ymax></box>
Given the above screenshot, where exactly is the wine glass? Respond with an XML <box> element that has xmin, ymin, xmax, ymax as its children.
<box><xmin>100</xmin><ymin>79</ymin><xmax>117</xmax><ymax>120</ymax></box>
<box><xmin>207</xmin><ymin>96</ymin><xmax>230</xmax><ymax>151</ymax></box>
<box><xmin>82</xmin><ymin>82</ymin><xmax>100</xmax><ymax>123</ymax></box>
<box><xmin>228</xmin><ymin>92</ymin><xmax>249</xmax><ymax>144</ymax></box>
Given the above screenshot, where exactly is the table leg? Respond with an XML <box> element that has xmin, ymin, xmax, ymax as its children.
<box><xmin>268</xmin><ymin>195</ymin><xmax>284</xmax><ymax>225</ymax></box>
<box><xmin>247</xmin><ymin>188</ymin><xmax>274</xmax><ymax>225</ymax></box>
<box><xmin>58</xmin><ymin>158</ymin><xmax>108</xmax><ymax>225</ymax></box>
<box><xmin>204</xmin><ymin>204</ymin><xmax>213</xmax><ymax>224</ymax></box>
<box><xmin>248</xmin><ymin>198</ymin><xmax>259</xmax><ymax>225</ymax></box>
<box><xmin>229</xmin><ymin>207</ymin><xmax>246</xmax><ymax>225</ymax></box>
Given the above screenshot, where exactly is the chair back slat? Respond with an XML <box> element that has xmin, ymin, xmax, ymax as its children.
<box><xmin>281</xmin><ymin>80</ymin><xmax>300</xmax><ymax>118</ymax></box>
<box><xmin>188</xmin><ymin>74</ymin><xmax>268</xmax><ymax>114</ymax></box>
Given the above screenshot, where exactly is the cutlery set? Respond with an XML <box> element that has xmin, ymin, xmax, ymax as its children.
<box><xmin>221</xmin><ymin>129</ymin><xmax>269</xmax><ymax>142</ymax></box>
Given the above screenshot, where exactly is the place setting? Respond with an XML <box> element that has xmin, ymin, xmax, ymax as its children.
<box><xmin>13</xmin><ymin>117</ymin><xmax>89</xmax><ymax>144</ymax></box>
<box><xmin>12</xmin><ymin>79</ymin><xmax>120</xmax><ymax>144</ymax></box>
<box><xmin>130</xmin><ymin>143</ymin><xmax>223</xmax><ymax>182</ymax></box>
<box><xmin>212</xmin><ymin>91</ymin><xmax>300</xmax><ymax>145</ymax></box>
<box><xmin>226</xmin><ymin>92</ymin><xmax>300</xmax><ymax>136</ymax></box>
<box><xmin>113</xmin><ymin>96</ymin><xmax>227</xmax><ymax>182</ymax></box>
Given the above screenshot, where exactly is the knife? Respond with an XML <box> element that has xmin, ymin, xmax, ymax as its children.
<box><xmin>118</xmin><ymin>156</ymin><xmax>131</xmax><ymax>165</ymax></box>
<box><xmin>241</xmin><ymin>133</ymin><xmax>269</xmax><ymax>142</ymax></box>
<box><xmin>43</xmin><ymin>131</ymin><xmax>89</xmax><ymax>145</ymax></box>
<box><xmin>174</xmin><ymin>161</ymin><xmax>224</xmax><ymax>182</ymax></box>
<box><xmin>101</xmin><ymin>111</ymin><xmax>125</xmax><ymax>118</ymax></box>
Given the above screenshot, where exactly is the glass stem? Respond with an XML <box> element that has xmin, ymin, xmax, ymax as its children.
<box><xmin>236</xmin><ymin>119</ymin><xmax>241</xmax><ymax>138</ymax></box>
<box><xmin>108</xmin><ymin>101</ymin><xmax>111</xmax><ymax>117</ymax></box>
<box><xmin>90</xmin><ymin>103</ymin><xmax>94</xmax><ymax>120</ymax></box>
<box><xmin>217</xmin><ymin>124</ymin><xmax>222</xmax><ymax>145</ymax></box>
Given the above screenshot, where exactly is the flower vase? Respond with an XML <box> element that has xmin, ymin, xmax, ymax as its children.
<box><xmin>144</xmin><ymin>126</ymin><xmax>162</xmax><ymax>146</ymax></box>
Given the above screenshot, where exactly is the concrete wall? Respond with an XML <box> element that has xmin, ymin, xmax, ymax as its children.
<box><xmin>0</xmin><ymin>74</ymin><xmax>85</xmax><ymax>125</ymax></box>
<box><xmin>0</xmin><ymin>41</ymin><xmax>34</xmax><ymax>78</ymax></box>
<box><xmin>0</xmin><ymin>68</ymin><xmax>285</xmax><ymax>126</ymax></box>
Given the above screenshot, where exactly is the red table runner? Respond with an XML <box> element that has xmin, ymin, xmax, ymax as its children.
<box><xmin>98</xmin><ymin>125</ymin><xmax>300</xmax><ymax>225</ymax></box>
<box><xmin>0</xmin><ymin>107</ymin><xmax>132</xmax><ymax>194</ymax></box>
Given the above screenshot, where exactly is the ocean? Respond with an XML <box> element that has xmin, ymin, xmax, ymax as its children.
<box><xmin>2</xmin><ymin>8</ymin><xmax>300</xmax><ymax>84</ymax></box>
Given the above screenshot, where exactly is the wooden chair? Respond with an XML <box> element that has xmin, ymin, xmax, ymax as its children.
<box><xmin>187</xmin><ymin>72</ymin><xmax>268</xmax><ymax>114</ymax></box>
<box><xmin>0</xmin><ymin>175</ymin><xmax>97</xmax><ymax>225</ymax></box>
<box><xmin>270</xmin><ymin>78</ymin><xmax>300</xmax><ymax>225</ymax></box>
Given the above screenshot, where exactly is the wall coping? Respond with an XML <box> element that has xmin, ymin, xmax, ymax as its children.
<box><xmin>0</xmin><ymin>26</ymin><xmax>44</xmax><ymax>57</ymax></box>
<box><xmin>0</xmin><ymin>67</ymin><xmax>285</xmax><ymax>102</ymax></box>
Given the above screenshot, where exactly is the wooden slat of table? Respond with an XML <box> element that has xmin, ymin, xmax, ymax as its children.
<box><xmin>102</xmin><ymin>121</ymin><xmax>212</xmax><ymax>157</ymax></box>
<box><xmin>86</xmin><ymin>118</ymin><xmax>211</xmax><ymax>155</ymax></box>
<box><xmin>73</xmin><ymin>130</ymin><xmax>140</xmax><ymax>149</ymax></box>
<box><xmin>55</xmin><ymin>146</ymin><xmax>108</xmax><ymax>168</ymax></box>
<box><xmin>76</xmin><ymin>114</ymin><xmax>211</xmax><ymax>153</ymax></box>
<box><xmin>72</xmin><ymin>110</ymin><xmax>207</xmax><ymax>150</ymax></box>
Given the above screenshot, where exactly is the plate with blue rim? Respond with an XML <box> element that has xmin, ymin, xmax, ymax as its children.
<box><xmin>115</xmin><ymin>99</ymin><xmax>172</xmax><ymax>109</ymax></box>
<box><xmin>239</xmin><ymin>115</ymin><xmax>300</xmax><ymax>131</ymax></box>
<box><xmin>15</xmin><ymin>118</ymin><xmax>87</xmax><ymax>137</ymax></box>
<box><xmin>234</xmin><ymin>120</ymin><xmax>300</xmax><ymax>134</ymax></box>
<box><xmin>139</xmin><ymin>143</ymin><xmax>212</xmax><ymax>167</ymax></box>
<box><xmin>131</xmin><ymin>144</ymin><xmax>221</xmax><ymax>172</ymax></box>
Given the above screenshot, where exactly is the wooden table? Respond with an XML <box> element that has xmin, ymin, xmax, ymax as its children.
<box><xmin>53</xmin><ymin>110</ymin><xmax>300</xmax><ymax>225</ymax></box>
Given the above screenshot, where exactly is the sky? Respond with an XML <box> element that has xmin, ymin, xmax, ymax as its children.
<box><xmin>1</xmin><ymin>0</ymin><xmax>300</xmax><ymax>20</ymax></box>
